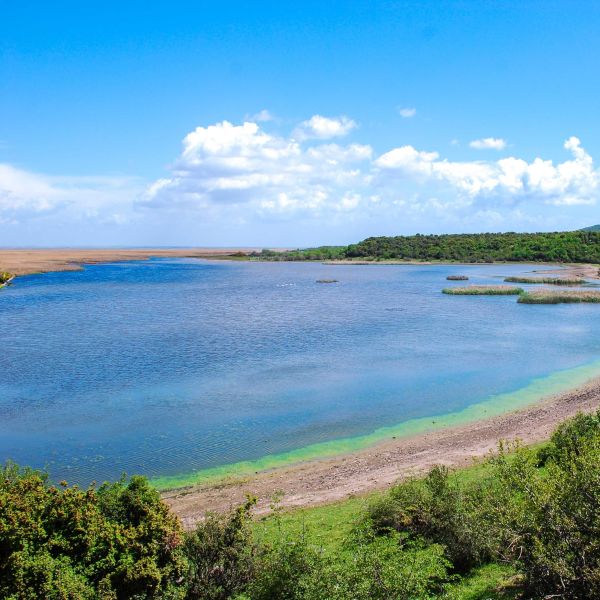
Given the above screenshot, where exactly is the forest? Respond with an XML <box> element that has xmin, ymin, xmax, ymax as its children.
<box><xmin>262</xmin><ymin>230</ymin><xmax>600</xmax><ymax>263</ymax></box>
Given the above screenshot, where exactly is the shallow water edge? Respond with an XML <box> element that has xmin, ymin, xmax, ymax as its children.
<box><xmin>152</xmin><ymin>357</ymin><xmax>600</xmax><ymax>490</ymax></box>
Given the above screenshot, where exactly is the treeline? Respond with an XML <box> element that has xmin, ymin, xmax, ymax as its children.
<box><xmin>3</xmin><ymin>409</ymin><xmax>600</xmax><ymax>598</ymax></box>
<box><xmin>267</xmin><ymin>230</ymin><xmax>600</xmax><ymax>263</ymax></box>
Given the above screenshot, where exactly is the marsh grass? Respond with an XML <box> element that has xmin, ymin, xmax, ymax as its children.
<box><xmin>0</xmin><ymin>272</ymin><xmax>13</xmax><ymax>288</ymax></box>
<box><xmin>518</xmin><ymin>289</ymin><xmax>600</xmax><ymax>304</ymax></box>
<box><xmin>446</xmin><ymin>275</ymin><xmax>469</xmax><ymax>281</ymax></box>
<box><xmin>504</xmin><ymin>276</ymin><xmax>585</xmax><ymax>285</ymax></box>
<box><xmin>442</xmin><ymin>285</ymin><xmax>523</xmax><ymax>296</ymax></box>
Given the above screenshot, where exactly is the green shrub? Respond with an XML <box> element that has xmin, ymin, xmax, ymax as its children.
<box><xmin>367</xmin><ymin>466</ymin><xmax>496</xmax><ymax>572</ymax></box>
<box><xmin>490</xmin><ymin>425</ymin><xmax>600</xmax><ymax>598</ymax></box>
<box><xmin>0</xmin><ymin>464</ymin><xmax>185</xmax><ymax>599</ymax></box>
<box><xmin>538</xmin><ymin>409</ymin><xmax>600</xmax><ymax>465</ymax></box>
<box><xmin>184</xmin><ymin>497</ymin><xmax>257</xmax><ymax>600</ymax></box>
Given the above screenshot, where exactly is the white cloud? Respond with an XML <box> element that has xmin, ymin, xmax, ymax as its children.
<box><xmin>376</xmin><ymin>136</ymin><xmax>598</xmax><ymax>206</ymax></box>
<box><xmin>246</xmin><ymin>109</ymin><xmax>274</xmax><ymax>122</ymax></box>
<box><xmin>469</xmin><ymin>137</ymin><xmax>507</xmax><ymax>150</ymax></box>
<box><xmin>293</xmin><ymin>115</ymin><xmax>356</xmax><ymax>141</ymax></box>
<box><xmin>398</xmin><ymin>107</ymin><xmax>417</xmax><ymax>118</ymax></box>
<box><xmin>0</xmin><ymin>163</ymin><xmax>141</xmax><ymax>223</ymax></box>
<box><xmin>143</xmin><ymin>120</ymin><xmax>371</xmax><ymax>215</ymax></box>
<box><xmin>4</xmin><ymin>115</ymin><xmax>596</xmax><ymax>238</ymax></box>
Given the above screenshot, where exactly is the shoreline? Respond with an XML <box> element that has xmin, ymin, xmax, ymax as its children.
<box><xmin>1</xmin><ymin>249</ymin><xmax>598</xmax><ymax>280</ymax></box>
<box><xmin>164</xmin><ymin>373</ymin><xmax>600</xmax><ymax>528</ymax></box>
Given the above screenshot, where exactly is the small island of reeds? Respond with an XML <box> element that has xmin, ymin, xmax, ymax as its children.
<box><xmin>504</xmin><ymin>276</ymin><xmax>585</xmax><ymax>285</ymax></box>
<box><xmin>316</xmin><ymin>279</ymin><xmax>338</xmax><ymax>284</ymax></box>
<box><xmin>442</xmin><ymin>285</ymin><xmax>524</xmax><ymax>295</ymax></box>
<box><xmin>446</xmin><ymin>275</ymin><xmax>469</xmax><ymax>281</ymax></box>
<box><xmin>518</xmin><ymin>289</ymin><xmax>600</xmax><ymax>304</ymax></box>
<box><xmin>0</xmin><ymin>272</ymin><xmax>14</xmax><ymax>289</ymax></box>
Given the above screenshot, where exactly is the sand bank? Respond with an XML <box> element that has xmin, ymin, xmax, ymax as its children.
<box><xmin>164</xmin><ymin>376</ymin><xmax>600</xmax><ymax>528</ymax></box>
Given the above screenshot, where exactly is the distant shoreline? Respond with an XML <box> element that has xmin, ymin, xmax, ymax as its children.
<box><xmin>0</xmin><ymin>248</ymin><xmax>272</xmax><ymax>277</ymax></box>
<box><xmin>1</xmin><ymin>248</ymin><xmax>598</xmax><ymax>281</ymax></box>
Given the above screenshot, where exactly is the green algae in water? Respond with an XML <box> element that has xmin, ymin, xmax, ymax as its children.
<box><xmin>151</xmin><ymin>358</ymin><xmax>600</xmax><ymax>490</ymax></box>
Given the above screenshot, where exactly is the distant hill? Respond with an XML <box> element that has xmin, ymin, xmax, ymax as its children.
<box><xmin>581</xmin><ymin>225</ymin><xmax>600</xmax><ymax>232</ymax></box>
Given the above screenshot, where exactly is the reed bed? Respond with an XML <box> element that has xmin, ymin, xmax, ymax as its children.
<box><xmin>0</xmin><ymin>272</ymin><xmax>13</xmax><ymax>289</ymax></box>
<box><xmin>446</xmin><ymin>275</ymin><xmax>469</xmax><ymax>281</ymax></box>
<box><xmin>504</xmin><ymin>276</ymin><xmax>585</xmax><ymax>285</ymax></box>
<box><xmin>518</xmin><ymin>289</ymin><xmax>600</xmax><ymax>304</ymax></box>
<box><xmin>442</xmin><ymin>285</ymin><xmax>524</xmax><ymax>295</ymax></box>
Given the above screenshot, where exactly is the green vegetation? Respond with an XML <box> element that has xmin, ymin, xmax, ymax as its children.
<box><xmin>0</xmin><ymin>466</ymin><xmax>185</xmax><ymax>599</ymax></box>
<box><xmin>265</xmin><ymin>230</ymin><xmax>600</xmax><ymax>263</ymax></box>
<box><xmin>0</xmin><ymin>272</ymin><xmax>13</xmax><ymax>288</ymax></box>
<box><xmin>442</xmin><ymin>286</ymin><xmax>523</xmax><ymax>295</ymax></box>
<box><xmin>504</xmin><ymin>276</ymin><xmax>585</xmax><ymax>285</ymax></box>
<box><xmin>518</xmin><ymin>290</ymin><xmax>600</xmax><ymax>304</ymax></box>
<box><xmin>446</xmin><ymin>275</ymin><xmax>469</xmax><ymax>281</ymax></box>
<box><xmin>3</xmin><ymin>411</ymin><xmax>600</xmax><ymax>598</ymax></box>
<box><xmin>581</xmin><ymin>224</ymin><xmax>600</xmax><ymax>232</ymax></box>
<box><xmin>254</xmin><ymin>247</ymin><xmax>347</xmax><ymax>261</ymax></box>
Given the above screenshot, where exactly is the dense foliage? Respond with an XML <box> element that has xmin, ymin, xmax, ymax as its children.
<box><xmin>368</xmin><ymin>410</ymin><xmax>600</xmax><ymax>599</ymax></box>
<box><xmin>0</xmin><ymin>466</ymin><xmax>185</xmax><ymax>599</ymax></box>
<box><xmin>2</xmin><ymin>410</ymin><xmax>600</xmax><ymax>598</ymax></box>
<box><xmin>270</xmin><ymin>230</ymin><xmax>600</xmax><ymax>263</ymax></box>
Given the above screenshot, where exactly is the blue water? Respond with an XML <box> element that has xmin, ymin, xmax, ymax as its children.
<box><xmin>1</xmin><ymin>259</ymin><xmax>600</xmax><ymax>485</ymax></box>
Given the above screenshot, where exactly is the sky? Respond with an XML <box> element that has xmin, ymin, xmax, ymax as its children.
<box><xmin>1</xmin><ymin>1</ymin><xmax>600</xmax><ymax>247</ymax></box>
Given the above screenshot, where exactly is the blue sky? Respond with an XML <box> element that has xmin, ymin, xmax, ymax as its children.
<box><xmin>1</xmin><ymin>1</ymin><xmax>599</xmax><ymax>246</ymax></box>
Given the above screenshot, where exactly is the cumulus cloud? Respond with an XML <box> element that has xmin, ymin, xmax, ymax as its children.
<box><xmin>5</xmin><ymin>115</ymin><xmax>595</xmax><ymax>236</ymax></box>
<box><xmin>398</xmin><ymin>107</ymin><xmax>417</xmax><ymax>118</ymax></box>
<box><xmin>469</xmin><ymin>137</ymin><xmax>507</xmax><ymax>150</ymax></box>
<box><xmin>142</xmin><ymin>120</ymin><xmax>371</xmax><ymax>215</ymax></box>
<box><xmin>293</xmin><ymin>115</ymin><xmax>356</xmax><ymax>140</ymax></box>
<box><xmin>143</xmin><ymin>114</ymin><xmax>599</xmax><ymax>227</ymax></box>
<box><xmin>376</xmin><ymin>136</ymin><xmax>598</xmax><ymax>206</ymax></box>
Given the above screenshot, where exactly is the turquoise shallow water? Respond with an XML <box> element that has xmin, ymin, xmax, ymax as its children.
<box><xmin>1</xmin><ymin>259</ymin><xmax>600</xmax><ymax>486</ymax></box>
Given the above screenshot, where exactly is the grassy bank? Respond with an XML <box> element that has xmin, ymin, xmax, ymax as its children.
<box><xmin>518</xmin><ymin>289</ymin><xmax>600</xmax><ymax>304</ymax></box>
<box><xmin>442</xmin><ymin>285</ymin><xmax>523</xmax><ymax>295</ymax></box>
<box><xmin>4</xmin><ymin>410</ymin><xmax>600</xmax><ymax>598</ymax></box>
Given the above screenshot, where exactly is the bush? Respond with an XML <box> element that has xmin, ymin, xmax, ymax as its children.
<box><xmin>491</xmin><ymin>423</ymin><xmax>600</xmax><ymax>598</ymax></box>
<box><xmin>184</xmin><ymin>496</ymin><xmax>257</xmax><ymax>600</ymax></box>
<box><xmin>538</xmin><ymin>409</ymin><xmax>600</xmax><ymax>465</ymax></box>
<box><xmin>0</xmin><ymin>464</ymin><xmax>185</xmax><ymax>599</ymax></box>
<box><xmin>367</xmin><ymin>466</ymin><xmax>496</xmax><ymax>572</ymax></box>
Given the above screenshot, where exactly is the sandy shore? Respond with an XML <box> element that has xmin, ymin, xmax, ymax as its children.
<box><xmin>0</xmin><ymin>248</ymin><xmax>269</xmax><ymax>276</ymax></box>
<box><xmin>164</xmin><ymin>378</ymin><xmax>600</xmax><ymax>528</ymax></box>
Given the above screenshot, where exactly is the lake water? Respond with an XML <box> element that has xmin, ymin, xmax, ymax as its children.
<box><xmin>2</xmin><ymin>258</ymin><xmax>600</xmax><ymax>486</ymax></box>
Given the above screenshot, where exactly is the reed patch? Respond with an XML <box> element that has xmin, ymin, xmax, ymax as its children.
<box><xmin>504</xmin><ymin>276</ymin><xmax>585</xmax><ymax>285</ymax></box>
<box><xmin>518</xmin><ymin>289</ymin><xmax>600</xmax><ymax>304</ymax></box>
<box><xmin>442</xmin><ymin>285</ymin><xmax>523</xmax><ymax>295</ymax></box>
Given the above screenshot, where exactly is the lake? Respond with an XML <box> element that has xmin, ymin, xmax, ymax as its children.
<box><xmin>2</xmin><ymin>258</ymin><xmax>600</xmax><ymax>486</ymax></box>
